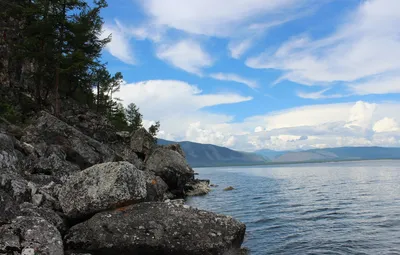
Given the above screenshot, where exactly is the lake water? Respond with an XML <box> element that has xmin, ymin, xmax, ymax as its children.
<box><xmin>186</xmin><ymin>160</ymin><xmax>400</xmax><ymax>255</ymax></box>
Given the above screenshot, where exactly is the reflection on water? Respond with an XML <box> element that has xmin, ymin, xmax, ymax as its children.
<box><xmin>186</xmin><ymin>160</ymin><xmax>400</xmax><ymax>255</ymax></box>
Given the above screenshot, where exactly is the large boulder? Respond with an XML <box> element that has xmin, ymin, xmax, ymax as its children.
<box><xmin>21</xmin><ymin>111</ymin><xmax>115</xmax><ymax>170</ymax></box>
<box><xmin>130</xmin><ymin>128</ymin><xmax>155</xmax><ymax>159</ymax></box>
<box><xmin>0</xmin><ymin>216</ymin><xmax>64</xmax><ymax>255</ymax></box>
<box><xmin>59</xmin><ymin>162</ymin><xmax>168</xmax><ymax>219</ymax></box>
<box><xmin>145</xmin><ymin>147</ymin><xmax>194</xmax><ymax>196</ymax></box>
<box><xmin>65</xmin><ymin>202</ymin><xmax>246</xmax><ymax>255</ymax></box>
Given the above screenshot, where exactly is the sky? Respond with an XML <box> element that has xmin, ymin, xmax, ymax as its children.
<box><xmin>100</xmin><ymin>0</ymin><xmax>400</xmax><ymax>152</ymax></box>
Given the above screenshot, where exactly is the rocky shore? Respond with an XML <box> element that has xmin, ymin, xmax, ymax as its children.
<box><xmin>0</xmin><ymin>109</ymin><xmax>246</xmax><ymax>255</ymax></box>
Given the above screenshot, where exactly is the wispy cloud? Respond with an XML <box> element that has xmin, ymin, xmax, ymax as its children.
<box><xmin>102</xmin><ymin>24</ymin><xmax>136</xmax><ymax>65</ymax></box>
<box><xmin>209</xmin><ymin>73</ymin><xmax>258</xmax><ymax>89</ymax></box>
<box><xmin>156</xmin><ymin>39</ymin><xmax>213</xmax><ymax>75</ymax></box>
<box><xmin>246</xmin><ymin>0</ymin><xmax>400</xmax><ymax>96</ymax></box>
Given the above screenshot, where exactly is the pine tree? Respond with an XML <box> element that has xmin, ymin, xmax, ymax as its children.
<box><xmin>149</xmin><ymin>121</ymin><xmax>161</xmax><ymax>143</ymax></box>
<box><xmin>125</xmin><ymin>103</ymin><xmax>143</xmax><ymax>132</ymax></box>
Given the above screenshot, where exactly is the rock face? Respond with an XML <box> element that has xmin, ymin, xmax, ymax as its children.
<box><xmin>130</xmin><ymin>127</ymin><xmax>155</xmax><ymax>159</ymax></box>
<box><xmin>21</xmin><ymin>111</ymin><xmax>115</xmax><ymax>170</ymax></box>
<box><xmin>146</xmin><ymin>147</ymin><xmax>194</xmax><ymax>196</ymax></box>
<box><xmin>0</xmin><ymin>216</ymin><xmax>64</xmax><ymax>255</ymax></box>
<box><xmin>65</xmin><ymin>202</ymin><xmax>246</xmax><ymax>255</ymax></box>
<box><xmin>59</xmin><ymin>162</ymin><xmax>167</xmax><ymax>219</ymax></box>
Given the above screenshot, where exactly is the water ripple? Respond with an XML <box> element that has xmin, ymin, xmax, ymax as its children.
<box><xmin>186</xmin><ymin>160</ymin><xmax>400</xmax><ymax>255</ymax></box>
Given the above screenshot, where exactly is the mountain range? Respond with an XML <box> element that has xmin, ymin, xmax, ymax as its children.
<box><xmin>158</xmin><ymin>139</ymin><xmax>400</xmax><ymax>167</ymax></box>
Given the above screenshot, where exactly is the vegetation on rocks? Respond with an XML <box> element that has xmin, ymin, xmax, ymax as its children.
<box><xmin>0</xmin><ymin>0</ymin><xmax>246</xmax><ymax>254</ymax></box>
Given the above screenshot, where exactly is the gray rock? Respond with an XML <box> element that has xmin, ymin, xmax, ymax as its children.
<box><xmin>0</xmin><ymin>133</ymin><xmax>19</xmax><ymax>171</ymax></box>
<box><xmin>30</xmin><ymin>152</ymin><xmax>80</xmax><ymax>177</ymax></box>
<box><xmin>0</xmin><ymin>190</ymin><xmax>19</xmax><ymax>224</ymax></box>
<box><xmin>0</xmin><ymin>216</ymin><xmax>64</xmax><ymax>255</ymax></box>
<box><xmin>0</xmin><ymin>174</ymin><xmax>31</xmax><ymax>203</ymax></box>
<box><xmin>19</xmin><ymin>203</ymin><xmax>67</xmax><ymax>234</ymax></box>
<box><xmin>21</xmin><ymin>111</ymin><xmax>115</xmax><ymax>170</ymax></box>
<box><xmin>65</xmin><ymin>202</ymin><xmax>246</xmax><ymax>255</ymax></box>
<box><xmin>223</xmin><ymin>186</ymin><xmax>235</xmax><ymax>191</ymax></box>
<box><xmin>186</xmin><ymin>179</ymin><xmax>211</xmax><ymax>196</ymax></box>
<box><xmin>163</xmin><ymin>143</ymin><xmax>186</xmax><ymax>158</ymax></box>
<box><xmin>31</xmin><ymin>193</ymin><xmax>43</xmax><ymax>206</ymax></box>
<box><xmin>130</xmin><ymin>128</ymin><xmax>155</xmax><ymax>159</ymax></box>
<box><xmin>59</xmin><ymin>162</ymin><xmax>168</xmax><ymax>219</ymax></box>
<box><xmin>145</xmin><ymin>147</ymin><xmax>194</xmax><ymax>196</ymax></box>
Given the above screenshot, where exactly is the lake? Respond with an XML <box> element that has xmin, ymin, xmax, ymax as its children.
<box><xmin>186</xmin><ymin>160</ymin><xmax>400</xmax><ymax>255</ymax></box>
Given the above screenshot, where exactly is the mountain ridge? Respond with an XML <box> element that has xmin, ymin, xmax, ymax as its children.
<box><xmin>158</xmin><ymin>139</ymin><xmax>400</xmax><ymax>167</ymax></box>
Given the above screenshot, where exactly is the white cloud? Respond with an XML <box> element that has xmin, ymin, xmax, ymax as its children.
<box><xmin>297</xmin><ymin>88</ymin><xmax>348</xmax><ymax>99</ymax></box>
<box><xmin>102</xmin><ymin>25</ymin><xmax>135</xmax><ymax>65</ymax></box>
<box><xmin>112</xmin><ymin>82</ymin><xmax>400</xmax><ymax>151</ymax></box>
<box><xmin>141</xmin><ymin>0</ymin><xmax>314</xmax><ymax>37</ymax></box>
<box><xmin>246</xmin><ymin>0</ymin><xmax>400</xmax><ymax>96</ymax></box>
<box><xmin>156</xmin><ymin>40</ymin><xmax>213</xmax><ymax>75</ymax></box>
<box><xmin>113</xmin><ymin>80</ymin><xmax>252</xmax><ymax>142</ymax></box>
<box><xmin>228</xmin><ymin>40</ymin><xmax>253</xmax><ymax>59</ymax></box>
<box><xmin>373</xmin><ymin>118</ymin><xmax>399</xmax><ymax>133</ymax></box>
<box><xmin>348</xmin><ymin>74</ymin><xmax>400</xmax><ymax>95</ymax></box>
<box><xmin>209</xmin><ymin>73</ymin><xmax>258</xmax><ymax>89</ymax></box>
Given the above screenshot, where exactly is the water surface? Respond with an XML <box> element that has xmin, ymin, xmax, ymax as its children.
<box><xmin>186</xmin><ymin>160</ymin><xmax>400</xmax><ymax>254</ymax></box>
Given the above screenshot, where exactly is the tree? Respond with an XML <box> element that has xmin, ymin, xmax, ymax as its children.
<box><xmin>148</xmin><ymin>121</ymin><xmax>160</xmax><ymax>143</ymax></box>
<box><xmin>125</xmin><ymin>103</ymin><xmax>142</xmax><ymax>132</ymax></box>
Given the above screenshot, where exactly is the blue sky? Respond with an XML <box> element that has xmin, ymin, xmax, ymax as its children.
<box><xmin>100</xmin><ymin>0</ymin><xmax>400</xmax><ymax>151</ymax></box>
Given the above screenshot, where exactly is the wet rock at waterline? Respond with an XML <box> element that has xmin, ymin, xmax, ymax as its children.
<box><xmin>65</xmin><ymin>202</ymin><xmax>246</xmax><ymax>255</ymax></box>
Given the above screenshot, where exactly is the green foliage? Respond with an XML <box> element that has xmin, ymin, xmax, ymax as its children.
<box><xmin>148</xmin><ymin>121</ymin><xmax>161</xmax><ymax>143</ymax></box>
<box><xmin>3</xmin><ymin>0</ymin><xmax>159</xmax><ymax>134</ymax></box>
<box><xmin>125</xmin><ymin>103</ymin><xmax>143</xmax><ymax>132</ymax></box>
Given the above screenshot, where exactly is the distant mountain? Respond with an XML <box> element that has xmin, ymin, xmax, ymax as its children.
<box><xmin>254</xmin><ymin>149</ymin><xmax>287</xmax><ymax>160</ymax></box>
<box><xmin>272</xmin><ymin>147</ymin><xmax>400</xmax><ymax>163</ymax></box>
<box><xmin>158</xmin><ymin>139</ymin><xmax>267</xmax><ymax>167</ymax></box>
<box><xmin>158</xmin><ymin>139</ymin><xmax>400</xmax><ymax>167</ymax></box>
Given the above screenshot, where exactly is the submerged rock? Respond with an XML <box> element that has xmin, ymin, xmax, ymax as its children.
<box><xmin>223</xmin><ymin>186</ymin><xmax>235</xmax><ymax>191</ymax></box>
<box><xmin>0</xmin><ymin>216</ymin><xmax>63</xmax><ymax>255</ymax></box>
<box><xmin>65</xmin><ymin>202</ymin><xmax>246</xmax><ymax>255</ymax></box>
<box><xmin>59</xmin><ymin>162</ymin><xmax>167</xmax><ymax>219</ymax></box>
<box><xmin>145</xmin><ymin>147</ymin><xmax>194</xmax><ymax>196</ymax></box>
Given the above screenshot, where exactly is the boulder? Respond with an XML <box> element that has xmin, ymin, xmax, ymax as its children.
<box><xmin>185</xmin><ymin>179</ymin><xmax>211</xmax><ymax>196</ymax></box>
<box><xmin>130</xmin><ymin>128</ymin><xmax>154</xmax><ymax>159</ymax></box>
<box><xmin>19</xmin><ymin>203</ymin><xmax>67</xmax><ymax>234</ymax></box>
<box><xmin>163</xmin><ymin>143</ymin><xmax>185</xmax><ymax>158</ymax></box>
<box><xmin>21</xmin><ymin>111</ymin><xmax>115</xmax><ymax>170</ymax></box>
<box><xmin>145</xmin><ymin>147</ymin><xmax>194</xmax><ymax>196</ymax></box>
<box><xmin>59</xmin><ymin>162</ymin><xmax>168</xmax><ymax>219</ymax></box>
<box><xmin>0</xmin><ymin>216</ymin><xmax>64</xmax><ymax>255</ymax></box>
<box><xmin>65</xmin><ymin>202</ymin><xmax>246</xmax><ymax>255</ymax></box>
